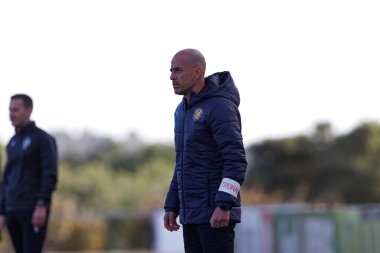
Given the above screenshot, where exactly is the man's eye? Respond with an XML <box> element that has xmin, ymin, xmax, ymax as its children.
<box><xmin>171</xmin><ymin>67</ymin><xmax>182</xmax><ymax>73</ymax></box>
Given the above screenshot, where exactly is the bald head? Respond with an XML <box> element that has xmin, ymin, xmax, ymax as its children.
<box><xmin>174</xmin><ymin>48</ymin><xmax>206</xmax><ymax>75</ymax></box>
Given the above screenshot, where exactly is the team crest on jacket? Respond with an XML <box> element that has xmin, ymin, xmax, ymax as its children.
<box><xmin>22</xmin><ymin>137</ymin><xmax>32</xmax><ymax>150</ymax></box>
<box><xmin>193</xmin><ymin>108</ymin><xmax>203</xmax><ymax>121</ymax></box>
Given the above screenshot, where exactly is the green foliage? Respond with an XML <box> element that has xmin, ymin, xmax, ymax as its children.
<box><xmin>0</xmin><ymin>145</ymin><xmax>5</xmax><ymax>174</ymax></box>
<box><xmin>56</xmin><ymin>143</ymin><xmax>175</xmax><ymax>210</ymax></box>
<box><xmin>46</xmin><ymin>217</ymin><xmax>107</xmax><ymax>250</ymax></box>
<box><xmin>44</xmin><ymin>142</ymin><xmax>175</xmax><ymax>250</ymax></box>
<box><xmin>3</xmin><ymin>121</ymin><xmax>380</xmax><ymax>250</ymax></box>
<box><xmin>245</xmin><ymin>121</ymin><xmax>380</xmax><ymax>203</ymax></box>
<box><xmin>45</xmin><ymin>212</ymin><xmax>152</xmax><ymax>251</ymax></box>
<box><xmin>245</xmin><ymin>135</ymin><xmax>318</xmax><ymax>197</ymax></box>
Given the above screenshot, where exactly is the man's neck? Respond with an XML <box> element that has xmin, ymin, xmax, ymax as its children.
<box><xmin>15</xmin><ymin>120</ymin><xmax>32</xmax><ymax>133</ymax></box>
<box><xmin>185</xmin><ymin>81</ymin><xmax>206</xmax><ymax>102</ymax></box>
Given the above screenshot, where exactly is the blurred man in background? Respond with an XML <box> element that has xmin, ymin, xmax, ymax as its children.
<box><xmin>0</xmin><ymin>94</ymin><xmax>58</xmax><ymax>253</ymax></box>
<box><xmin>163</xmin><ymin>49</ymin><xmax>247</xmax><ymax>253</ymax></box>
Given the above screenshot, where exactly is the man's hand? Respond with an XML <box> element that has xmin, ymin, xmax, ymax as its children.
<box><xmin>163</xmin><ymin>211</ymin><xmax>180</xmax><ymax>232</ymax></box>
<box><xmin>0</xmin><ymin>215</ymin><xmax>6</xmax><ymax>230</ymax></box>
<box><xmin>32</xmin><ymin>205</ymin><xmax>47</xmax><ymax>228</ymax></box>
<box><xmin>210</xmin><ymin>206</ymin><xmax>230</xmax><ymax>228</ymax></box>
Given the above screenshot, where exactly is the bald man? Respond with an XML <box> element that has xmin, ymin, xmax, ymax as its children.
<box><xmin>164</xmin><ymin>49</ymin><xmax>247</xmax><ymax>253</ymax></box>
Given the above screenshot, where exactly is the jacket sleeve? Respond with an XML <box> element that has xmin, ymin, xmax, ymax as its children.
<box><xmin>37</xmin><ymin>134</ymin><xmax>58</xmax><ymax>206</ymax></box>
<box><xmin>210</xmin><ymin>100</ymin><xmax>247</xmax><ymax>208</ymax></box>
<box><xmin>164</xmin><ymin>167</ymin><xmax>180</xmax><ymax>213</ymax></box>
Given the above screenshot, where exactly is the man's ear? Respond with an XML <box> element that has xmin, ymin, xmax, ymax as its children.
<box><xmin>26</xmin><ymin>107</ymin><xmax>33</xmax><ymax>117</ymax></box>
<box><xmin>193</xmin><ymin>67</ymin><xmax>203</xmax><ymax>80</ymax></box>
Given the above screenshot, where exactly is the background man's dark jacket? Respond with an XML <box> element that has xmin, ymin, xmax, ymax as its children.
<box><xmin>0</xmin><ymin>121</ymin><xmax>58</xmax><ymax>213</ymax></box>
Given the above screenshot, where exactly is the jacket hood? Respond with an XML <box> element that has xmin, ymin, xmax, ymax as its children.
<box><xmin>189</xmin><ymin>71</ymin><xmax>240</xmax><ymax>107</ymax></box>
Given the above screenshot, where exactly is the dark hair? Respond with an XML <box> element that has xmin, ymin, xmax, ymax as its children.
<box><xmin>11</xmin><ymin>94</ymin><xmax>33</xmax><ymax>108</ymax></box>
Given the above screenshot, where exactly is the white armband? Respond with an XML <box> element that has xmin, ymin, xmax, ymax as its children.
<box><xmin>218</xmin><ymin>178</ymin><xmax>240</xmax><ymax>198</ymax></box>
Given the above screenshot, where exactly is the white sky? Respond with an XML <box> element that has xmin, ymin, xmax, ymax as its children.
<box><xmin>1</xmin><ymin>0</ymin><xmax>379</xmax><ymax>146</ymax></box>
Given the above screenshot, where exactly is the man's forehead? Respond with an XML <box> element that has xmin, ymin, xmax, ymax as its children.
<box><xmin>172</xmin><ymin>52</ymin><xmax>190</xmax><ymax>62</ymax></box>
<box><xmin>10</xmin><ymin>99</ymin><xmax>26</xmax><ymax>108</ymax></box>
<box><xmin>171</xmin><ymin>58</ymin><xmax>186</xmax><ymax>68</ymax></box>
<box><xmin>10</xmin><ymin>99</ymin><xmax>23</xmax><ymax>104</ymax></box>
<box><xmin>171</xmin><ymin>62</ymin><xmax>185</xmax><ymax>68</ymax></box>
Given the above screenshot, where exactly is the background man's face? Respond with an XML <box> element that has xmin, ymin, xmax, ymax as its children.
<box><xmin>9</xmin><ymin>99</ymin><xmax>32</xmax><ymax>129</ymax></box>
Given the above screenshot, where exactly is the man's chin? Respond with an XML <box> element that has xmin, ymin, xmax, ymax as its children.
<box><xmin>174</xmin><ymin>90</ymin><xmax>183</xmax><ymax>95</ymax></box>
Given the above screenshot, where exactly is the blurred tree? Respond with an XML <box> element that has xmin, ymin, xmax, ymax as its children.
<box><xmin>330</xmin><ymin>122</ymin><xmax>380</xmax><ymax>202</ymax></box>
<box><xmin>54</xmin><ymin>130</ymin><xmax>175</xmax><ymax>172</ymax></box>
<box><xmin>245</xmin><ymin>121</ymin><xmax>380</xmax><ymax>204</ymax></box>
<box><xmin>245</xmin><ymin>135</ymin><xmax>318</xmax><ymax>200</ymax></box>
<box><xmin>55</xmin><ymin>141</ymin><xmax>175</xmax><ymax>210</ymax></box>
<box><xmin>3</xmin><ymin>123</ymin><xmax>380</xmax><ymax>250</ymax></box>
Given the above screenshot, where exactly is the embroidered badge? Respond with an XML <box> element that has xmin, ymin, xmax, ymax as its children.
<box><xmin>22</xmin><ymin>137</ymin><xmax>32</xmax><ymax>150</ymax></box>
<box><xmin>193</xmin><ymin>108</ymin><xmax>203</xmax><ymax>121</ymax></box>
<box><xmin>10</xmin><ymin>139</ymin><xmax>16</xmax><ymax>147</ymax></box>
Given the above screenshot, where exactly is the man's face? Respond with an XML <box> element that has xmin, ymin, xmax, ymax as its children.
<box><xmin>9</xmin><ymin>99</ymin><xmax>32</xmax><ymax>129</ymax></box>
<box><xmin>170</xmin><ymin>53</ymin><xmax>197</xmax><ymax>96</ymax></box>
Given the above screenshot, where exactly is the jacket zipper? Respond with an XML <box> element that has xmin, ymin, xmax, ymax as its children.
<box><xmin>181</xmin><ymin>103</ymin><xmax>187</xmax><ymax>223</ymax></box>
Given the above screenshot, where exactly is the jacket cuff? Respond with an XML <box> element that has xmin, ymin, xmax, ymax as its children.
<box><xmin>216</xmin><ymin>202</ymin><xmax>232</xmax><ymax>211</ymax></box>
<box><xmin>36</xmin><ymin>199</ymin><xmax>47</xmax><ymax>207</ymax></box>
<box><xmin>164</xmin><ymin>207</ymin><xmax>179</xmax><ymax>214</ymax></box>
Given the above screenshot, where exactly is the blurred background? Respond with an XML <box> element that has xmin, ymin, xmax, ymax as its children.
<box><xmin>1</xmin><ymin>0</ymin><xmax>379</xmax><ymax>252</ymax></box>
<box><xmin>1</xmin><ymin>122</ymin><xmax>380</xmax><ymax>253</ymax></box>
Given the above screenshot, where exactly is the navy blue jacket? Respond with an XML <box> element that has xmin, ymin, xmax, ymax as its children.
<box><xmin>164</xmin><ymin>71</ymin><xmax>247</xmax><ymax>224</ymax></box>
<box><xmin>0</xmin><ymin>121</ymin><xmax>58</xmax><ymax>214</ymax></box>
